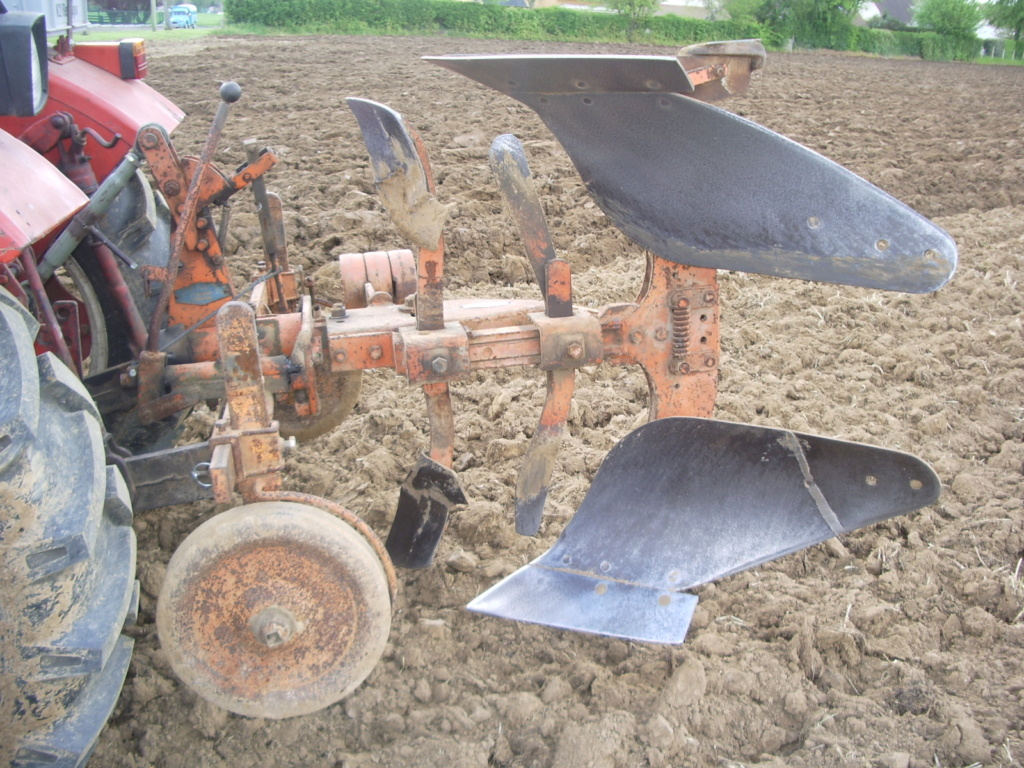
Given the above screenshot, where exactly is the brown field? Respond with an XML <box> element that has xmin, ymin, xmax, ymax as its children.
<box><xmin>92</xmin><ymin>34</ymin><xmax>1024</xmax><ymax>768</ymax></box>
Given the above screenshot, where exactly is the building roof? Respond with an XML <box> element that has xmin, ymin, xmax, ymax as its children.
<box><xmin>875</xmin><ymin>0</ymin><xmax>915</xmax><ymax>25</ymax></box>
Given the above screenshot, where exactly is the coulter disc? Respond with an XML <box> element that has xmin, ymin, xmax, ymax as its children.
<box><xmin>276</xmin><ymin>369</ymin><xmax>362</xmax><ymax>442</ymax></box>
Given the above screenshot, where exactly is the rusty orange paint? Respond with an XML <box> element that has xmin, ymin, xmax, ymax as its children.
<box><xmin>187</xmin><ymin>311</ymin><xmax>304</xmax><ymax>363</ymax></box>
<box><xmin>409</xmin><ymin>127</ymin><xmax>446</xmax><ymax>332</ymax></box>
<box><xmin>362</xmin><ymin>249</ymin><xmax>392</xmax><ymax>302</ymax></box>
<box><xmin>156</xmin><ymin>501</ymin><xmax>392</xmax><ymax>718</ymax></box>
<box><xmin>338</xmin><ymin>251</ymin><xmax>370</xmax><ymax>309</ymax></box>
<box><xmin>422</xmin><ymin>382</ymin><xmax>456</xmax><ymax>467</ymax></box>
<box><xmin>138</xmin><ymin>127</ymin><xmax>280</xmax><ymax>347</ymax></box>
<box><xmin>387</xmin><ymin>249</ymin><xmax>417</xmax><ymax>303</ymax></box>
<box><xmin>217</xmin><ymin>301</ymin><xmax>271</xmax><ymax>431</ymax></box>
<box><xmin>599</xmin><ymin>254</ymin><xmax>719</xmax><ymax>419</ymax></box>
<box><xmin>251</xmin><ymin>490</ymin><xmax>397</xmax><ymax>603</ymax></box>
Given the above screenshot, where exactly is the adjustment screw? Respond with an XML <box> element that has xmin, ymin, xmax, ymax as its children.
<box><xmin>330</xmin><ymin>302</ymin><xmax>347</xmax><ymax>320</ymax></box>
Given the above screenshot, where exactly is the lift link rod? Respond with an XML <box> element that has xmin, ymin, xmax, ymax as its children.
<box><xmin>243</xmin><ymin>138</ymin><xmax>290</xmax><ymax>314</ymax></box>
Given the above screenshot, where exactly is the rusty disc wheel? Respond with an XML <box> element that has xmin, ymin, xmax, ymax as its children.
<box><xmin>276</xmin><ymin>368</ymin><xmax>362</xmax><ymax>443</ymax></box>
<box><xmin>156</xmin><ymin>501</ymin><xmax>391</xmax><ymax>718</ymax></box>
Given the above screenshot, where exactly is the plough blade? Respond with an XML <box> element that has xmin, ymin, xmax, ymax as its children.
<box><xmin>386</xmin><ymin>453</ymin><xmax>467</xmax><ymax>569</ymax></box>
<box><xmin>346</xmin><ymin>97</ymin><xmax>446</xmax><ymax>252</ymax></box>
<box><xmin>468</xmin><ymin>417</ymin><xmax>939</xmax><ymax>643</ymax></box>
<box><xmin>489</xmin><ymin>133</ymin><xmax>557</xmax><ymax>296</ymax></box>
<box><xmin>426</xmin><ymin>55</ymin><xmax>956</xmax><ymax>294</ymax></box>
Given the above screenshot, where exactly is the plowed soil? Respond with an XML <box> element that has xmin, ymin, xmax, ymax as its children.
<box><xmin>93</xmin><ymin>35</ymin><xmax>1024</xmax><ymax>768</ymax></box>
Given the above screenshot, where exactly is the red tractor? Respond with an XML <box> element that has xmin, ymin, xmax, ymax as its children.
<box><xmin>0</xmin><ymin>7</ymin><xmax>176</xmax><ymax>765</ymax></box>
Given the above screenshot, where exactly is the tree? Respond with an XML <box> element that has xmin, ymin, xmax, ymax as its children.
<box><xmin>756</xmin><ymin>0</ymin><xmax>863</xmax><ymax>48</ymax></box>
<box><xmin>724</xmin><ymin>0</ymin><xmax>763</xmax><ymax>22</ymax></box>
<box><xmin>987</xmin><ymin>0</ymin><xmax>1024</xmax><ymax>56</ymax></box>
<box><xmin>704</xmin><ymin>0</ymin><xmax>726</xmax><ymax>20</ymax></box>
<box><xmin>90</xmin><ymin>0</ymin><xmax>152</xmax><ymax>23</ymax></box>
<box><xmin>913</xmin><ymin>0</ymin><xmax>982</xmax><ymax>37</ymax></box>
<box><xmin>606</xmin><ymin>0</ymin><xmax>661</xmax><ymax>40</ymax></box>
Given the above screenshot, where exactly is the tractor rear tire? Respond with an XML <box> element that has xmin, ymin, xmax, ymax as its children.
<box><xmin>68</xmin><ymin>166</ymin><xmax>186</xmax><ymax>452</ymax></box>
<box><xmin>0</xmin><ymin>290</ymin><xmax>137</xmax><ymax>768</ymax></box>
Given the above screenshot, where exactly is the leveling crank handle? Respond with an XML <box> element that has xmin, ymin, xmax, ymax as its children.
<box><xmin>147</xmin><ymin>81</ymin><xmax>242</xmax><ymax>352</ymax></box>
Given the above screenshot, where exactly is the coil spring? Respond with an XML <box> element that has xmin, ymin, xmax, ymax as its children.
<box><xmin>671</xmin><ymin>301</ymin><xmax>689</xmax><ymax>362</ymax></box>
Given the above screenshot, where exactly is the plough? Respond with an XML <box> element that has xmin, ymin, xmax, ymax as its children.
<box><xmin>110</xmin><ymin>41</ymin><xmax>953</xmax><ymax>718</ymax></box>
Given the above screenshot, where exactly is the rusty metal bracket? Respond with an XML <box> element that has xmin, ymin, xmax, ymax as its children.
<box><xmin>135</xmin><ymin>349</ymin><xmax>196</xmax><ymax>424</ymax></box>
<box><xmin>208</xmin><ymin>420</ymin><xmax>288</xmax><ymax>504</ymax></box>
<box><xmin>676</xmin><ymin>39</ymin><xmax>766</xmax><ymax>101</ymax></box>
<box><xmin>283</xmin><ymin>296</ymin><xmax>320</xmax><ymax>418</ymax></box>
<box><xmin>206</xmin><ymin>301</ymin><xmax>289</xmax><ymax>502</ymax></box>
<box><xmin>529</xmin><ymin>311</ymin><xmax>603</xmax><ymax>371</ymax></box>
<box><xmin>394</xmin><ymin>323</ymin><xmax>470</xmax><ymax>385</ymax></box>
<box><xmin>600</xmin><ymin>255</ymin><xmax>719</xmax><ymax>419</ymax></box>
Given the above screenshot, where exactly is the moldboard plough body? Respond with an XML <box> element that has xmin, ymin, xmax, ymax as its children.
<box><xmin>2</xmin><ymin>32</ymin><xmax>954</xmax><ymax>724</ymax></box>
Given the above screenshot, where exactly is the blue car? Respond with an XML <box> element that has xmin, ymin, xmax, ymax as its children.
<box><xmin>169</xmin><ymin>4</ymin><xmax>197</xmax><ymax>28</ymax></box>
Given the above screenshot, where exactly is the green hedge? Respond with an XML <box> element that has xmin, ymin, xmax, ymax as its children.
<box><xmin>851</xmin><ymin>27</ymin><xmax>979</xmax><ymax>60</ymax></box>
<box><xmin>224</xmin><ymin>0</ymin><xmax>978</xmax><ymax>61</ymax></box>
<box><xmin>224</xmin><ymin>0</ymin><xmax>766</xmax><ymax>44</ymax></box>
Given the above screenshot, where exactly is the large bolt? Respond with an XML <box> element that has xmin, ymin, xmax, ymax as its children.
<box><xmin>251</xmin><ymin>606</ymin><xmax>298</xmax><ymax>649</ymax></box>
<box><xmin>566</xmin><ymin>342</ymin><xmax>584</xmax><ymax>360</ymax></box>
<box><xmin>369</xmin><ymin>346</ymin><xmax>383</xmax><ymax>361</ymax></box>
<box><xmin>672</xmin><ymin>294</ymin><xmax>689</xmax><ymax>309</ymax></box>
<box><xmin>431</xmin><ymin>356</ymin><xmax>449</xmax><ymax>375</ymax></box>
